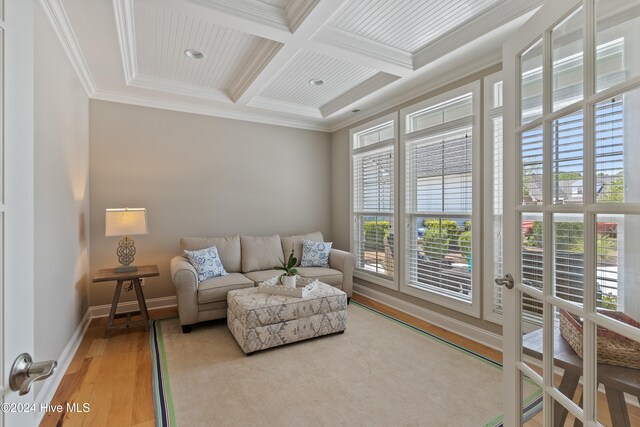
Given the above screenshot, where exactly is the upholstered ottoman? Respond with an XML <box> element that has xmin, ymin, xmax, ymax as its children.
<box><xmin>227</xmin><ymin>282</ymin><xmax>347</xmax><ymax>354</ymax></box>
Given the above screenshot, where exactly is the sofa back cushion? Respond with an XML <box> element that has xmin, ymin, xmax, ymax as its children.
<box><xmin>241</xmin><ymin>235</ymin><xmax>284</xmax><ymax>273</ymax></box>
<box><xmin>180</xmin><ymin>235</ymin><xmax>241</xmax><ymax>273</ymax></box>
<box><xmin>280</xmin><ymin>231</ymin><xmax>324</xmax><ymax>267</ymax></box>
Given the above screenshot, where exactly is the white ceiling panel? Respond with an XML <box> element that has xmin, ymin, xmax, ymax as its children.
<box><xmin>331</xmin><ymin>0</ymin><xmax>503</xmax><ymax>53</ymax></box>
<box><xmin>258</xmin><ymin>50</ymin><xmax>379</xmax><ymax>108</ymax></box>
<box><xmin>133</xmin><ymin>0</ymin><xmax>277</xmax><ymax>91</ymax></box>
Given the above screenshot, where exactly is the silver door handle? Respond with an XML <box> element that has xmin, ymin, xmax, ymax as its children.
<box><xmin>495</xmin><ymin>273</ymin><xmax>515</xmax><ymax>290</ymax></box>
<box><xmin>9</xmin><ymin>353</ymin><xmax>57</xmax><ymax>396</ymax></box>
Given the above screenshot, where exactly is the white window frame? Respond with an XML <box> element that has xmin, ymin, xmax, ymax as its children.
<box><xmin>350</xmin><ymin>112</ymin><xmax>399</xmax><ymax>290</ymax></box>
<box><xmin>483</xmin><ymin>71</ymin><xmax>505</xmax><ymax>325</ymax></box>
<box><xmin>399</xmin><ymin>82</ymin><xmax>482</xmax><ymax>317</ymax></box>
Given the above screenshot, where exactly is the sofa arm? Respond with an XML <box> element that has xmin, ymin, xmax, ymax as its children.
<box><xmin>329</xmin><ymin>249</ymin><xmax>356</xmax><ymax>298</ymax></box>
<box><xmin>170</xmin><ymin>256</ymin><xmax>199</xmax><ymax>326</ymax></box>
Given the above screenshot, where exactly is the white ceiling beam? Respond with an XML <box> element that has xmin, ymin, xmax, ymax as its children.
<box><xmin>309</xmin><ymin>27</ymin><xmax>414</xmax><ymax>78</ymax></box>
<box><xmin>231</xmin><ymin>0</ymin><xmax>349</xmax><ymax>105</ymax></box>
<box><xmin>413</xmin><ymin>0</ymin><xmax>544</xmax><ymax>69</ymax></box>
<box><xmin>152</xmin><ymin>0</ymin><xmax>293</xmax><ymax>43</ymax></box>
<box><xmin>320</xmin><ymin>72</ymin><xmax>400</xmax><ymax>117</ymax></box>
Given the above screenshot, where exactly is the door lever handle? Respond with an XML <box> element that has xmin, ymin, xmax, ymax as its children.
<box><xmin>495</xmin><ymin>273</ymin><xmax>515</xmax><ymax>290</ymax></box>
<box><xmin>9</xmin><ymin>353</ymin><xmax>57</xmax><ymax>396</ymax></box>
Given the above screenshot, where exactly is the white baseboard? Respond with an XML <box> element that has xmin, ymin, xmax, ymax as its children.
<box><xmin>354</xmin><ymin>284</ymin><xmax>503</xmax><ymax>351</ymax></box>
<box><xmin>89</xmin><ymin>295</ymin><xmax>177</xmax><ymax>318</ymax></box>
<box><xmin>34</xmin><ymin>308</ymin><xmax>92</xmax><ymax>426</ymax></box>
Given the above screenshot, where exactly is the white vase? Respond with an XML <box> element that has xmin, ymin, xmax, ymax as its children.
<box><xmin>282</xmin><ymin>275</ymin><xmax>296</xmax><ymax>288</ymax></box>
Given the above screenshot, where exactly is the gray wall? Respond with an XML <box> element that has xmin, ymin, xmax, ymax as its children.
<box><xmin>331</xmin><ymin>65</ymin><xmax>503</xmax><ymax>336</ymax></box>
<box><xmin>89</xmin><ymin>101</ymin><xmax>332</xmax><ymax>306</ymax></box>
<box><xmin>34</xmin><ymin>4</ymin><xmax>90</xmax><ymax>368</ymax></box>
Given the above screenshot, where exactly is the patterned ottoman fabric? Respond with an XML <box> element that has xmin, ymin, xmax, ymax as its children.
<box><xmin>227</xmin><ymin>282</ymin><xmax>347</xmax><ymax>354</ymax></box>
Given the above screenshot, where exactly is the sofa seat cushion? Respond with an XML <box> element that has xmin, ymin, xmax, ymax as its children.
<box><xmin>280</xmin><ymin>231</ymin><xmax>323</xmax><ymax>267</ymax></box>
<box><xmin>296</xmin><ymin>267</ymin><xmax>343</xmax><ymax>289</ymax></box>
<box><xmin>197</xmin><ymin>273</ymin><xmax>254</xmax><ymax>304</ymax></box>
<box><xmin>241</xmin><ymin>235</ymin><xmax>284</xmax><ymax>273</ymax></box>
<box><xmin>244</xmin><ymin>270</ymin><xmax>283</xmax><ymax>285</ymax></box>
<box><xmin>181</xmin><ymin>235</ymin><xmax>241</xmax><ymax>273</ymax></box>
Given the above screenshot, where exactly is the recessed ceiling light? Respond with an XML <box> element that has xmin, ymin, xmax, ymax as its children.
<box><xmin>308</xmin><ymin>79</ymin><xmax>324</xmax><ymax>86</ymax></box>
<box><xmin>184</xmin><ymin>49</ymin><xmax>205</xmax><ymax>59</ymax></box>
<box><xmin>351</xmin><ymin>108</ymin><xmax>361</xmax><ymax>113</ymax></box>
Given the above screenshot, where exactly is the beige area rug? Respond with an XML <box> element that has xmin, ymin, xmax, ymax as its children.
<box><xmin>151</xmin><ymin>303</ymin><xmax>541</xmax><ymax>427</ymax></box>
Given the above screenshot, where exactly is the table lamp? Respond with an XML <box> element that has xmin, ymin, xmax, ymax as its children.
<box><xmin>105</xmin><ymin>208</ymin><xmax>148</xmax><ymax>273</ymax></box>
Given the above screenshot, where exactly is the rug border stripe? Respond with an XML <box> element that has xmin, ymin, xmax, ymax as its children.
<box><xmin>151</xmin><ymin>319</ymin><xmax>177</xmax><ymax>427</ymax></box>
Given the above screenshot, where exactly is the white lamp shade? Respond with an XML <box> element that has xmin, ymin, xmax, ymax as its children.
<box><xmin>105</xmin><ymin>208</ymin><xmax>148</xmax><ymax>237</ymax></box>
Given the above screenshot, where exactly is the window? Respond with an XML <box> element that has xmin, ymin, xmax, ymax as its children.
<box><xmin>401</xmin><ymin>83</ymin><xmax>480</xmax><ymax>315</ymax></box>
<box><xmin>351</xmin><ymin>114</ymin><xmax>397</xmax><ymax>287</ymax></box>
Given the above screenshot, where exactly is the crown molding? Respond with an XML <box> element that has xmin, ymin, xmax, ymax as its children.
<box><xmin>91</xmin><ymin>89</ymin><xmax>330</xmax><ymax>131</ymax></box>
<box><xmin>313</xmin><ymin>26</ymin><xmax>413</xmax><ymax>77</ymax></box>
<box><xmin>286</xmin><ymin>0</ymin><xmax>320</xmax><ymax>33</ymax></box>
<box><xmin>113</xmin><ymin>0</ymin><xmax>137</xmax><ymax>84</ymax></box>
<box><xmin>130</xmin><ymin>74</ymin><xmax>231</xmax><ymax>102</ymax></box>
<box><xmin>248</xmin><ymin>96</ymin><xmax>322</xmax><ymax>118</ymax></box>
<box><xmin>320</xmin><ymin>72</ymin><xmax>400</xmax><ymax>117</ymax></box>
<box><xmin>413</xmin><ymin>0</ymin><xmax>543</xmax><ymax>69</ymax></box>
<box><xmin>39</xmin><ymin>0</ymin><xmax>97</xmax><ymax>96</ymax></box>
<box><xmin>230</xmin><ymin>39</ymin><xmax>284</xmax><ymax>103</ymax></box>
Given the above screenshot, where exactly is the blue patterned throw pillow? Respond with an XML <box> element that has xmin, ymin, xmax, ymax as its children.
<box><xmin>300</xmin><ymin>240</ymin><xmax>333</xmax><ymax>267</ymax></box>
<box><xmin>183</xmin><ymin>245</ymin><xmax>228</xmax><ymax>282</ymax></box>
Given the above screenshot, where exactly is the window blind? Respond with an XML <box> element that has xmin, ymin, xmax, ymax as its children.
<box><xmin>405</xmin><ymin>127</ymin><xmax>473</xmax><ymax>301</ymax></box>
<box><xmin>352</xmin><ymin>142</ymin><xmax>394</xmax><ymax>278</ymax></box>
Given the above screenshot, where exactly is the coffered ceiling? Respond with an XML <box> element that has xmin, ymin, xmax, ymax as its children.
<box><xmin>47</xmin><ymin>0</ymin><xmax>542</xmax><ymax>131</ymax></box>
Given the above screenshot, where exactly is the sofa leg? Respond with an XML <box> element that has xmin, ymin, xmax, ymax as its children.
<box><xmin>347</xmin><ymin>297</ymin><xmax>351</xmax><ymax>305</ymax></box>
<box><xmin>181</xmin><ymin>324</ymin><xmax>193</xmax><ymax>334</ymax></box>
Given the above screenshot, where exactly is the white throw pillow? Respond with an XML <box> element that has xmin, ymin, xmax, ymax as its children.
<box><xmin>300</xmin><ymin>240</ymin><xmax>333</xmax><ymax>267</ymax></box>
<box><xmin>183</xmin><ymin>245</ymin><xmax>228</xmax><ymax>282</ymax></box>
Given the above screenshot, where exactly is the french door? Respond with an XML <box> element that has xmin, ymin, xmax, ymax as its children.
<box><xmin>2</xmin><ymin>0</ymin><xmax>37</xmax><ymax>425</ymax></box>
<box><xmin>502</xmin><ymin>0</ymin><xmax>640</xmax><ymax>425</ymax></box>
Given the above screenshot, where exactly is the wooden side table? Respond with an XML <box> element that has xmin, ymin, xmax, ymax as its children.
<box><xmin>93</xmin><ymin>265</ymin><xmax>159</xmax><ymax>338</ymax></box>
<box><xmin>523</xmin><ymin>328</ymin><xmax>640</xmax><ymax>427</ymax></box>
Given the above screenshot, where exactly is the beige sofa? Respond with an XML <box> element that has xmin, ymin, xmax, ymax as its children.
<box><xmin>170</xmin><ymin>232</ymin><xmax>356</xmax><ymax>333</ymax></box>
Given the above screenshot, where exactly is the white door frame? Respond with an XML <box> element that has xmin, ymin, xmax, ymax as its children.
<box><xmin>3</xmin><ymin>0</ymin><xmax>37</xmax><ymax>425</ymax></box>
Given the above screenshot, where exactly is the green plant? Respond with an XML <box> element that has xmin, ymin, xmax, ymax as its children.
<box><xmin>421</xmin><ymin>219</ymin><xmax>459</xmax><ymax>260</ymax></box>
<box><xmin>363</xmin><ymin>220</ymin><xmax>390</xmax><ymax>248</ymax></box>
<box><xmin>459</xmin><ymin>230</ymin><xmax>472</xmax><ymax>261</ymax></box>
<box><xmin>599</xmin><ymin>292</ymin><xmax>618</xmax><ymax>310</ymax></box>
<box><xmin>523</xmin><ymin>221</ymin><xmax>543</xmax><ymax>248</ymax></box>
<box><xmin>597</xmin><ymin>176</ymin><xmax>624</xmax><ymax>203</ymax></box>
<box><xmin>274</xmin><ymin>247</ymin><xmax>298</xmax><ymax>282</ymax></box>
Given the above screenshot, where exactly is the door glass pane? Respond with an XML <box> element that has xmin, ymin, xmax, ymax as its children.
<box><xmin>554</xmin><ymin>214</ymin><xmax>585</xmax><ymax>306</ymax></box>
<box><xmin>522</xmin><ymin>292</ymin><xmax>544</xmax><ymax>375</ymax></box>
<box><xmin>521</xmin><ymin>372</ymin><xmax>544</xmax><ymax>426</ymax></box>
<box><xmin>554</xmin><ymin>306</ymin><xmax>585</xmax><ymax>423</ymax></box>
<box><xmin>595</xmin><ymin>87</ymin><xmax>640</xmax><ymax>204</ymax></box>
<box><xmin>596</xmin><ymin>331</ymin><xmax>640</xmax><ymax>426</ymax></box>
<box><xmin>522</xmin><ymin>127</ymin><xmax>544</xmax><ymax>206</ymax></box>
<box><xmin>521</xmin><ymin>39</ymin><xmax>544</xmax><ymax>125</ymax></box>
<box><xmin>596</xmin><ymin>0</ymin><xmax>640</xmax><ymax>92</ymax></box>
<box><xmin>552</xmin><ymin>7</ymin><xmax>584</xmax><ymax>111</ymax></box>
<box><xmin>522</xmin><ymin>213</ymin><xmax>543</xmax><ymax>291</ymax></box>
<box><xmin>553</xmin><ymin>110</ymin><xmax>584</xmax><ymax>204</ymax></box>
<box><xmin>596</xmin><ymin>214</ymin><xmax>640</xmax><ymax>329</ymax></box>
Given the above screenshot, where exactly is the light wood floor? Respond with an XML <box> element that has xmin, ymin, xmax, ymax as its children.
<box><xmin>40</xmin><ymin>294</ymin><xmax>636</xmax><ymax>426</ymax></box>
